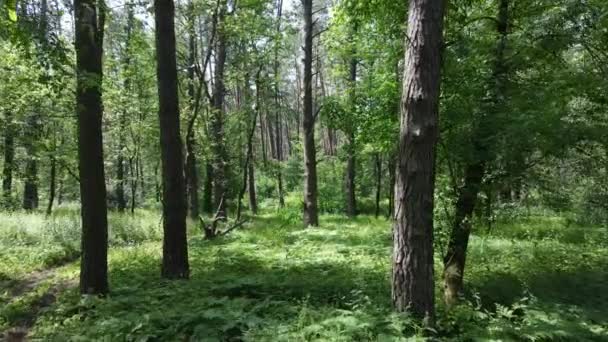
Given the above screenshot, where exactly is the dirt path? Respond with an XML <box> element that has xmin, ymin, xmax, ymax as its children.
<box><xmin>1</xmin><ymin>267</ymin><xmax>77</xmax><ymax>341</ymax></box>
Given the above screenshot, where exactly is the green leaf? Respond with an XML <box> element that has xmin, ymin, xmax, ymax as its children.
<box><xmin>6</xmin><ymin>0</ymin><xmax>17</xmax><ymax>21</ymax></box>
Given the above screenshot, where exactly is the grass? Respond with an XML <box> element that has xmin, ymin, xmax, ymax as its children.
<box><xmin>1</xmin><ymin>207</ymin><xmax>607</xmax><ymax>341</ymax></box>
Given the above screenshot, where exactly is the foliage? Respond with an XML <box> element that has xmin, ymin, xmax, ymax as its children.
<box><xmin>1</xmin><ymin>210</ymin><xmax>607</xmax><ymax>340</ymax></box>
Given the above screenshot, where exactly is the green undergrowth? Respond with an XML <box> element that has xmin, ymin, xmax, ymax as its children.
<box><xmin>1</xmin><ymin>210</ymin><xmax>607</xmax><ymax>340</ymax></box>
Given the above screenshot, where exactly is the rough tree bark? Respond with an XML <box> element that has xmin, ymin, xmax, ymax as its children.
<box><xmin>74</xmin><ymin>0</ymin><xmax>109</xmax><ymax>294</ymax></box>
<box><xmin>154</xmin><ymin>0</ymin><xmax>189</xmax><ymax>279</ymax></box>
<box><xmin>392</xmin><ymin>0</ymin><xmax>445</xmax><ymax>324</ymax></box>
<box><xmin>302</xmin><ymin>0</ymin><xmax>319</xmax><ymax>226</ymax></box>
<box><xmin>443</xmin><ymin>0</ymin><xmax>509</xmax><ymax>306</ymax></box>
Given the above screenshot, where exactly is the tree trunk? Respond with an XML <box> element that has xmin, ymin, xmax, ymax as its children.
<box><xmin>74</xmin><ymin>0</ymin><xmax>109</xmax><ymax>295</ymax></box>
<box><xmin>442</xmin><ymin>0</ymin><xmax>509</xmax><ymax>307</ymax></box>
<box><xmin>248</xmin><ymin>153</ymin><xmax>257</xmax><ymax>214</ymax></box>
<box><xmin>23</xmin><ymin>114</ymin><xmax>40</xmax><ymax>210</ymax></box>
<box><xmin>46</xmin><ymin>151</ymin><xmax>57</xmax><ymax>216</ymax></box>
<box><xmin>387</xmin><ymin>150</ymin><xmax>396</xmax><ymax>218</ymax></box>
<box><xmin>115</xmin><ymin>1</ymin><xmax>133</xmax><ymax>213</ymax></box>
<box><xmin>302</xmin><ymin>0</ymin><xmax>319</xmax><ymax>227</ymax></box>
<box><xmin>392</xmin><ymin>0</ymin><xmax>445</xmax><ymax>324</ymax></box>
<box><xmin>374</xmin><ymin>153</ymin><xmax>382</xmax><ymax>218</ymax></box>
<box><xmin>211</xmin><ymin>6</ymin><xmax>228</xmax><ymax>219</ymax></box>
<box><xmin>129</xmin><ymin>156</ymin><xmax>137</xmax><ymax>214</ymax></box>
<box><xmin>154</xmin><ymin>0</ymin><xmax>189</xmax><ymax>279</ymax></box>
<box><xmin>2</xmin><ymin>112</ymin><xmax>14</xmax><ymax>209</ymax></box>
<box><xmin>345</xmin><ymin>24</ymin><xmax>357</xmax><ymax>218</ymax></box>
<box><xmin>203</xmin><ymin>161</ymin><xmax>213</xmax><ymax>214</ymax></box>
<box><xmin>274</xmin><ymin>0</ymin><xmax>285</xmax><ymax>208</ymax></box>
<box><xmin>185</xmin><ymin>0</ymin><xmax>200</xmax><ymax>220</ymax></box>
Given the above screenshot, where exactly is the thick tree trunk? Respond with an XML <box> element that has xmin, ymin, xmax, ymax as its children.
<box><xmin>3</xmin><ymin>113</ymin><xmax>14</xmax><ymax>208</ymax></box>
<box><xmin>154</xmin><ymin>0</ymin><xmax>189</xmax><ymax>279</ymax></box>
<box><xmin>74</xmin><ymin>0</ymin><xmax>109</xmax><ymax>295</ymax></box>
<box><xmin>392</xmin><ymin>0</ymin><xmax>445</xmax><ymax>324</ymax></box>
<box><xmin>211</xmin><ymin>7</ymin><xmax>228</xmax><ymax>219</ymax></box>
<box><xmin>442</xmin><ymin>0</ymin><xmax>508</xmax><ymax>307</ymax></box>
<box><xmin>302</xmin><ymin>0</ymin><xmax>318</xmax><ymax>227</ymax></box>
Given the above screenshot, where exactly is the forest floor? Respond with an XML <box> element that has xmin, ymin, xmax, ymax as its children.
<box><xmin>1</xmin><ymin>209</ymin><xmax>607</xmax><ymax>341</ymax></box>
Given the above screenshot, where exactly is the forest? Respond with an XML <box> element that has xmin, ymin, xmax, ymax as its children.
<box><xmin>0</xmin><ymin>0</ymin><xmax>607</xmax><ymax>340</ymax></box>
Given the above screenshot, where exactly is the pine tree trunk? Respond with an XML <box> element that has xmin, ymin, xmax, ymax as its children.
<box><xmin>302</xmin><ymin>0</ymin><xmax>319</xmax><ymax>227</ymax></box>
<box><xmin>74</xmin><ymin>0</ymin><xmax>109</xmax><ymax>295</ymax></box>
<box><xmin>154</xmin><ymin>0</ymin><xmax>189</xmax><ymax>279</ymax></box>
<box><xmin>392</xmin><ymin>0</ymin><xmax>445</xmax><ymax>324</ymax></box>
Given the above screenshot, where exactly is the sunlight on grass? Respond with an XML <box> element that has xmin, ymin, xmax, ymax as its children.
<box><xmin>1</xmin><ymin>209</ymin><xmax>607</xmax><ymax>340</ymax></box>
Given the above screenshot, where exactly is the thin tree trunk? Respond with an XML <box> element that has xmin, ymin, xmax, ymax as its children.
<box><xmin>392</xmin><ymin>0</ymin><xmax>445</xmax><ymax>324</ymax></box>
<box><xmin>387</xmin><ymin>151</ymin><xmax>396</xmax><ymax>218</ymax></box>
<box><xmin>203</xmin><ymin>161</ymin><xmax>213</xmax><ymax>214</ymax></box>
<box><xmin>154</xmin><ymin>0</ymin><xmax>189</xmax><ymax>279</ymax></box>
<box><xmin>259</xmin><ymin>110</ymin><xmax>268</xmax><ymax>166</ymax></box>
<box><xmin>129</xmin><ymin>155</ymin><xmax>137</xmax><ymax>214</ymax></box>
<box><xmin>75</xmin><ymin>0</ymin><xmax>109</xmax><ymax>295</ymax></box>
<box><xmin>46</xmin><ymin>148</ymin><xmax>57</xmax><ymax>216</ymax></box>
<box><xmin>2</xmin><ymin>112</ymin><xmax>14</xmax><ymax>208</ymax></box>
<box><xmin>185</xmin><ymin>0</ymin><xmax>200</xmax><ymax>220</ymax></box>
<box><xmin>443</xmin><ymin>0</ymin><xmax>509</xmax><ymax>307</ymax></box>
<box><xmin>274</xmin><ymin>0</ymin><xmax>285</xmax><ymax>208</ymax></box>
<box><xmin>23</xmin><ymin>112</ymin><xmax>40</xmax><ymax>210</ymax></box>
<box><xmin>345</xmin><ymin>23</ymin><xmax>358</xmax><ymax>218</ymax></box>
<box><xmin>211</xmin><ymin>5</ymin><xmax>228</xmax><ymax>219</ymax></box>
<box><xmin>302</xmin><ymin>0</ymin><xmax>318</xmax><ymax>227</ymax></box>
<box><xmin>375</xmin><ymin>153</ymin><xmax>382</xmax><ymax>218</ymax></box>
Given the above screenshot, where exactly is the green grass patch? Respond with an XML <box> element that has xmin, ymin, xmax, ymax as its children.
<box><xmin>1</xmin><ymin>210</ymin><xmax>607</xmax><ymax>340</ymax></box>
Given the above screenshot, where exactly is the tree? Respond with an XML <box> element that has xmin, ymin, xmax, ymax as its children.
<box><xmin>74</xmin><ymin>0</ymin><xmax>109</xmax><ymax>294</ymax></box>
<box><xmin>443</xmin><ymin>0</ymin><xmax>509</xmax><ymax>306</ymax></box>
<box><xmin>392</xmin><ymin>0</ymin><xmax>445</xmax><ymax>324</ymax></box>
<box><xmin>154</xmin><ymin>0</ymin><xmax>189</xmax><ymax>279</ymax></box>
<box><xmin>302</xmin><ymin>0</ymin><xmax>318</xmax><ymax>227</ymax></box>
<box><xmin>210</xmin><ymin>0</ymin><xmax>229</xmax><ymax>219</ymax></box>
<box><xmin>184</xmin><ymin>0</ymin><xmax>200</xmax><ymax>220</ymax></box>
